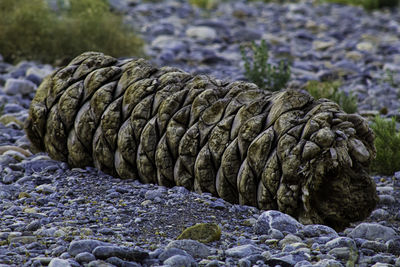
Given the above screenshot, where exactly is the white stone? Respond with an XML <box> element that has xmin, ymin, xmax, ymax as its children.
<box><xmin>312</xmin><ymin>40</ymin><xmax>336</xmax><ymax>51</ymax></box>
<box><xmin>254</xmin><ymin>210</ymin><xmax>303</xmax><ymax>235</ymax></box>
<box><xmin>4</xmin><ymin>78</ymin><xmax>37</xmax><ymax>95</ymax></box>
<box><xmin>36</xmin><ymin>184</ymin><xmax>56</xmax><ymax>194</ymax></box>
<box><xmin>186</xmin><ymin>26</ymin><xmax>217</xmax><ymax>41</ymax></box>
<box><xmin>26</xmin><ymin>66</ymin><xmax>53</xmax><ymax>80</ymax></box>
<box><xmin>356</xmin><ymin>42</ymin><xmax>374</xmax><ymax>52</ymax></box>
<box><xmin>48</xmin><ymin>258</ymin><xmax>71</xmax><ymax>267</ymax></box>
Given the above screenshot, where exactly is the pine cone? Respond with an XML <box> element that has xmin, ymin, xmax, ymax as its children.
<box><xmin>25</xmin><ymin>52</ymin><xmax>378</xmax><ymax>230</ymax></box>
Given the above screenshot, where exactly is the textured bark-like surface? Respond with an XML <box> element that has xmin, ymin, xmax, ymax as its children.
<box><xmin>25</xmin><ymin>52</ymin><xmax>378</xmax><ymax>230</ymax></box>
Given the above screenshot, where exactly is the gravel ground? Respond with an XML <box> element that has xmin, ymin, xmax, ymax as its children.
<box><xmin>0</xmin><ymin>0</ymin><xmax>400</xmax><ymax>266</ymax></box>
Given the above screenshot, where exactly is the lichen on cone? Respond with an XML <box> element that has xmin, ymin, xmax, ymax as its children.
<box><xmin>25</xmin><ymin>52</ymin><xmax>378</xmax><ymax>231</ymax></box>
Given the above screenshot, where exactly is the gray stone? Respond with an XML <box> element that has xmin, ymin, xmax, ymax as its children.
<box><xmin>243</xmin><ymin>254</ymin><xmax>270</xmax><ymax>265</ymax></box>
<box><xmin>279</xmin><ymin>234</ymin><xmax>303</xmax><ymax>247</ymax></box>
<box><xmin>265</xmin><ymin>257</ymin><xmax>295</xmax><ymax>267</ymax></box>
<box><xmin>230</xmin><ymin>2</ymin><xmax>255</xmax><ymax>18</ymax></box>
<box><xmin>313</xmin><ymin>259</ymin><xmax>344</xmax><ymax>267</ymax></box>
<box><xmin>67</xmin><ymin>259</ymin><xmax>80</xmax><ymax>267</ymax></box>
<box><xmin>34</xmin><ymin>226</ymin><xmax>58</xmax><ymax>237</ymax></box>
<box><xmin>158</xmin><ymin>50</ymin><xmax>175</xmax><ymax>63</ymax></box>
<box><xmin>210</xmin><ymin>199</ymin><xmax>226</xmax><ymax>210</ymax></box>
<box><xmin>349</xmin><ymin>223</ymin><xmax>397</xmax><ymax>241</ymax></box>
<box><xmin>145</xmin><ymin>189</ymin><xmax>164</xmax><ymax>200</ymax></box>
<box><xmin>395</xmin><ymin>257</ymin><xmax>400</xmax><ymax>267</ymax></box>
<box><xmin>36</xmin><ymin>184</ymin><xmax>56</xmax><ymax>194</ymax></box>
<box><xmin>370</xmin><ymin>209</ymin><xmax>390</xmax><ymax>221</ymax></box>
<box><xmin>9</xmin><ymin>236</ymin><xmax>37</xmax><ymax>244</ymax></box>
<box><xmin>150</xmin><ymin>23</ymin><xmax>175</xmax><ymax>36</ymax></box>
<box><xmin>327</xmin><ymin>247</ymin><xmax>358</xmax><ymax>267</ymax></box>
<box><xmin>0</xmin><ymin>190</ymin><xmax>12</xmax><ymax>199</ymax></box>
<box><xmin>387</xmin><ymin>237</ymin><xmax>400</xmax><ymax>255</ymax></box>
<box><xmin>371</xmin><ymin>263</ymin><xmax>393</xmax><ymax>267</ymax></box>
<box><xmin>147</xmin><ymin>247</ymin><xmax>164</xmax><ymax>258</ymax></box>
<box><xmin>98</xmin><ymin>227</ymin><xmax>114</xmax><ymax>235</ymax></box>
<box><xmin>394</xmin><ymin>171</ymin><xmax>400</xmax><ymax>187</ymax></box>
<box><xmin>4</xmin><ymin>205</ymin><xmax>22</xmax><ymax>214</ymax></box>
<box><xmin>225</xmin><ymin>244</ymin><xmax>263</xmax><ymax>258</ymax></box>
<box><xmin>299</xmin><ymin>225</ymin><xmax>338</xmax><ymax>240</ymax></box>
<box><xmin>2</xmin><ymin>174</ymin><xmax>16</xmax><ymax>184</ymax></box>
<box><xmin>186</xmin><ymin>26</ymin><xmax>216</xmax><ymax>41</ymax></box>
<box><xmin>75</xmin><ymin>252</ymin><xmax>96</xmax><ymax>263</ymax></box>
<box><xmin>379</xmin><ymin>194</ymin><xmax>396</xmax><ymax>205</ymax></box>
<box><xmin>59</xmin><ymin>252</ymin><xmax>71</xmax><ymax>260</ymax></box>
<box><xmin>172</xmin><ymin>186</ymin><xmax>190</xmax><ymax>194</ymax></box>
<box><xmin>10</xmin><ymin>61</ymin><xmax>32</xmax><ymax>78</ymax></box>
<box><xmin>187</xmin><ymin>48</ymin><xmax>226</xmax><ymax>64</ymax></box>
<box><xmin>232</xmin><ymin>28</ymin><xmax>262</xmax><ymax>42</ymax></box>
<box><xmin>3</xmin><ymin>103</ymin><xmax>24</xmax><ymax>114</ymax></box>
<box><xmin>356</xmin><ymin>42</ymin><xmax>374</xmax><ymax>52</ymax></box>
<box><xmin>292</xmin><ymin>250</ymin><xmax>311</xmax><ymax>263</ymax></box>
<box><xmin>48</xmin><ymin>258</ymin><xmax>72</xmax><ymax>267</ymax></box>
<box><xmin>26</xmin><ymin>220</ymin><xmax>41</xmax><ymax>232</ymax></box>
<box><xmin>4</xmin><ymin>78</ymin><xmax>36</xmax><ymax>95</ymax></box>
<box><xmin>313</xmin><ymin>40</ymin><xmax>337</xmax><ymax>51</ymax></box>
<box><xmin>361</xmin><ymin>241</ymin><xmax>387</xmax><ymax>253</ymax></box>
<box><xmin>254</xmin><ymin>210</ymin><xmax>303</xmax><ymax>235</ymax></box>
<box><xmin>87</xmin><ymin>260</ymin><xmax>114</xmax><ymax>267</ymax></box>
<box><xmin>26</xmin><ymin>66</ymin><xmax>53</xmax><ymax>85</ymax></box>
<box><xmin>32</xmin><ymin>257</ymin><xmax>52</xmax><ymax>265</ymax></box>
<box><xmin>159</xmin><ymin>248</ymin><xmax>192</xmax><ymax>262</ymax></box>
<box><xmin>376</xmin><ymin>186</ymin><xmax>394</xmax><ymax>194</ymax></box>
<box><xmin>269</xmin><ymin>229</ymin><xmax>284</xmax><ymax>240</ymax></box>
<box><xmin>68</xmin><ymin>239</ymin><xmax>109</xmax><ymax>257</ymax></box>
<box><xmin>346</xmin><ymin>51</ymin><xmax>363</xmax><ymax>62</ymax></box>
<box><xmin>325</xmin><ymin>237</ymin><xmax>357</xmax><ymax>251</ymax></box>
<box><xmin>92</xmin><ymin>245</ymin><xmax>148</xmax><ymax>261</ymax></box>
<box><xmin>51</xmin><ymin>246</ymin><xmax>68</xmax><ymax>257</ymax></box>
<box><xmin>294</xmin><ymin>260</ymin><xmax>312</xmax><ymax>267</ymax></box>
<box><xmin>238</xmin><ymin>258</ymin><xmax>251</xmax><ymax>267</ymax></box>
<box><xmin>17</xmin><ymin>156</ymin><xmax>63</xmax><ymax>173</ymax></box>
<box><xmin>371</xmin><ymin>253</ymin><xmax>397</xmax><ymax>264</ymax></box>
<box><xmin>164</xmin><ymin>254</ymin><xmax>198</xmax><ymax>267</ymax></box>
<box><xmin>108</xmin><ymin>0</ymin><xmax>129</xmax><ymax>13</ymax></box>
<box><xmin>151</xmin><ymin>36</ymin><xmax>188</xmax><ymax>52</ymax></box>
<box><xmin>205</xmin><ymin>260</ymin><xmax>223</xmax><ymax>267</ymax></box>
<box><xmin>106</xmin><ymin>257</ymin><xmax>141</xmax><ymax>267</ymax></box>
<box><xmin>166</xmin><ymin>240</ymin><xmax>211</xmax><ymax>258</ymax></box>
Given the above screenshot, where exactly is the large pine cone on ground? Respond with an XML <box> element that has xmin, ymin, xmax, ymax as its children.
<box><xmin>25</xmin><ymin>52</ymin><xmax>378</xmax><ymax>230</ymax></box>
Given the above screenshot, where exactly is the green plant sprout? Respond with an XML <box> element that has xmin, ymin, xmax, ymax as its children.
<box><xmin>0</xmin><ymin>0</ymin><xmax>144</xmax><ymax>64</ymax></box>
<box><xmin>240</xmin><ymin>39</ymin><xmax>291</xmax><ymax>91</ymax></box>
<box><xmin>320</xmin><ymin>0</ymin><xmax>399</xmax><ymax>10</ymax></box>
<box><xmin>382</xmin><ymin>69</ymin><xmax>397</xmax><ymax>88</ymax></box>
<box><xmin>370</xmin><ymin>116</ymin><xmax>400</xmax><ymax>175</ymax></box>
<box><xmin>189</xmin><ymin>0</ymin><xmax>219</xmax><ymax>9</ymax></box>
<box><xmin>304</xmin><ymin>80</ymin><xmax>358</xmax><ymax>114</ymax></box>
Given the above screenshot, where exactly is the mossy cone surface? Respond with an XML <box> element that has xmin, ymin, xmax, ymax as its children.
<box><xmin>25</xmin><ymin>52</ymin><xmax>378</xmax><ymax>231</ymax></box>
<box><xmin>177</xmin><ymin>223</ymin><xmax>222</xmax><ymax>243</ymax></box>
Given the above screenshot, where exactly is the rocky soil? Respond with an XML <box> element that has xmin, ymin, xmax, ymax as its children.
<box><xmin>0</xmin><ymin>0</ymin><xmax>400</xmax><ymax>266</ymax></box>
